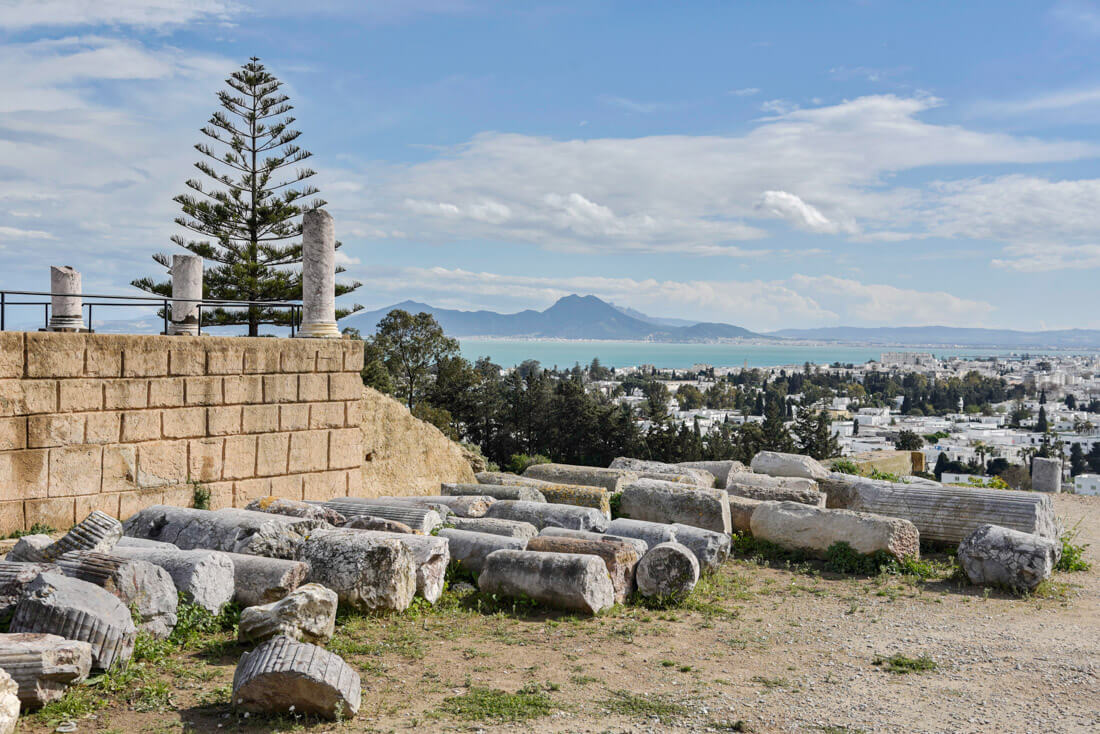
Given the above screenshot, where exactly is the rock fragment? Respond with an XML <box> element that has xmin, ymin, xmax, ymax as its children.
<box><xmin>5</xmin><ymin>535</ymin><xmax>51</xmax><ymax>563</ymax></box>
<box><xmin>635</xmin><ymin>542</ymin><xmax>699</xmax><ymax>599</ymax></box>
<box><xmin>56</xmin><ymin>551</ymin><xmax>178</xmax><ymax>638</ymax></box>
<box><xmin>957</xmin><ymin>524</ymin><xmax>1061</xmax><ymax>592</ymax></box>
<box><xmin>296</xmin><ymin>529</ymin><xmax>416</xmax><ymax>612</ymax></box>
<box><xmin>238</xmin><ymin>584</ymin><xmax>338</xmax><ymax>644</ymax></box>
<box><xmin>0</xmin><ymin>633</ymin><xmax>92</xmax><ymax>708</ymax></box>
<box><xmin>750</xmin><ymin>501</ymin><xmax>919</xmax><ymax>561</ymax></box>
<box><xmin>109</xmin><ymin>546</ymin><xmax>235</xmax><ymax>613</ymax></box>
<box><xmin>438</xmin><ymin>529</ymin><xmax>528</xmax><ymax>574</ymax></box>
<box><xmin>232</xmin><ymin>636</ymin><xmax>360</xmax><ymax>720</ymax></box>
<box><xmin>478</xmin><ymin>550</ymin><xmax>615</xmax><ymax>614</ymax></box>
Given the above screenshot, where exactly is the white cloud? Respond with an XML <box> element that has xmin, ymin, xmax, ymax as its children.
<box><xmin>728</xmin><ymin>87</ymin><xmax>760</xmax><ymax>96</ymax></box>
<box><xmin>0</xmin><ymin>1</ymin><xmax>239</xmax><ymax>30</ymax></box>
<box><xmin>973</xmin><ymin>86</ymin><xmax>1100</xmax><ymax>116</ymax></box>
<box><xmin>347</xmin><ymin>266</ymin><xmax>995</xmax><ymax>330</ymax></box>
<box><xmin>757</xmin><ymin>190</ymin><xmax>852</xmax><ymax>234</ymax></box>
<box><xmin>0</xmin><ymin>225</ymin><xmax>53</xmax><ymax>240</ymax></box>
<box><xmin>992</xmin><ymin>243</ymin><xmax>1100</xmax><ymax>272</ymax></box>
<box><xmin>600</xmin><ymin>95</ymin><xmax>659</xmax><ymax>114</ymax></box>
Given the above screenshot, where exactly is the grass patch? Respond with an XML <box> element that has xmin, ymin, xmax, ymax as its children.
<box><xmin>3</xmin><ymin>522</ymin><xmax>55</xmax><ymax>539</ymax></box>
<box><xmin>872</xmin><ymin>654</ymin><xmax>937</xmax><ymax>674</ymax></box>
<box><xmin>601</xmin><ymin>689</ymin><xmax>687</xmax><ymax>722</ymax></box>
<box><xmin>438</xmin><ymin>685</ymin><xmax>553</xmax><ymax>722</ymax></box>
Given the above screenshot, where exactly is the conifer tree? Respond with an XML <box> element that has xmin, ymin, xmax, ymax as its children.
<box><xmin>133</xmin><ymin>57</ymin><xmax>360</xmax><ymax>335</ymax></box>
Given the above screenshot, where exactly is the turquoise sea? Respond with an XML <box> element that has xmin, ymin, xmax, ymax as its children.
<box><xmin>457</xmin><ymin>339</ymin><xmax>1084</xmax><ymax>370</ymax></box>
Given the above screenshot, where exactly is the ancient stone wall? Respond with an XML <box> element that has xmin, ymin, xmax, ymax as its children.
<box><xmin>0</xmin><ymin>332</ymin><xmax>365</xmax><ymax>534</ymax></box>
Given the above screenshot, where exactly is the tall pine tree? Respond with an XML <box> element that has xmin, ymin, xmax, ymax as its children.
<box><xmin>133</xmin><ymin>58</ymin><xmax>361</xmax><ymax>335</ymax></box>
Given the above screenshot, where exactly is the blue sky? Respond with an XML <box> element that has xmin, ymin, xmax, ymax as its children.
<box><xmin>3</xmin><ymin>1</ymin><xmax>1100</xmax><ymax>331</ymax></box>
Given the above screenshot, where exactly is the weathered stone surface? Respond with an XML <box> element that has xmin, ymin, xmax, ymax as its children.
<box><xmin>536</xmin><ymin>484</ymin><xmax>611</xmax><ymax>518</ymax></box>
<box><xmin>296</xmin><ymin>529</ymin><xmax>416</xmax><ymax>612</ymax></box>
<box><xmin>438</xmin><ymin>528</ymin><xmax>527</xmax><ymax>574</ymax></box>
<box><xmin>374</xmin><ymin>494</ymin><xmax>494</xmax><ymax>518</ymax></box>
<box><xmin>239</xmin><ymin>584</ymin><xmax>338</xmax><ymax>644</ymax></box>
<box><xmin>0</xmin><ymin>668</ymin><xmax>16</xmax><ymax>734</ymax></box>
<box><xmin>123</xmin><ymin>505</ymin><xmax>328</xmax><ymax>559</ymax></box>
<box><xmin>677</xmin><ymin>460</ymin><xmax>749</xmax><ymax>489</ymax></box>
<box><xmin>1031</xmin><ymin>457</ymin><xmax>1062</xmax><ymax>494</ymax></box>
<box><xmin>340</xmin><ymin>515</ymin><xmax>414</xmax><ymax>534</ymax></box>
<box><xmin>233</xmin><ymin>635</ymin><xmax>360</xmax><ymax>720</ymax></box>
<box><xmin>223</xmin><ymin>553</ymin><xmax>309</xmax><ymax>608</ymax></box>
<box><xmin>526</xmin><ymin>536</ymin><xmax>640</xmax><ymax>603</ymax></box>
<box><xmin>447</xmin><ymin>516</ymin><xmax>539</xmax><ymax>539</ymax></box>
<box><xmin>820</xmin><ymin>473</ymin><xmax>1060</xmax><ymax>544</ymax></box>
<box><xmin>321</xmin><ymin>499</ymin><xmax>443</xmax><ymax>533</ymax></box>
<box><xmin>10</xmin><ymin>572</ymin><xmax>136</xmax><ymax>670</ymax></box>
<box><xmin>725</xmin><ymin>474</ymin><xmax>825</xmax><ymax>506</ymax></box>
<box><xmin>751</xmin><ymin>501</ymin><xmax>919</xmax><ymax>561</ymax></box>
<box><xmin>750</xmin><ymin>451</ymin><xmax>830</xmax><ymax>480</ymax></box>
<box><xmin>5</xmin><ymin>534</ymin><xmax>51</xmax><ymax>563</ymax></box>
<box><xmin>0</xmin><ymin>561</ymin><xmax>58</xmax><ymax>614</ymax></box>
<box><xmin>668</xmin><ymin>524</ymin><xmax>731</xmax><ymax>572</ymax></box>
<box><xmin>523</xmin><ymin>463</ymin><xmax>637</xmax><ymax>493</ymax></box>
<box><xmin>41</xmin><ymin>510</ymin><xmax>122</xmax><ymax>561</ymax></box>
<box><xmin>0</xmin><ymin>632</ymin><xmax>92</xmax><ymax>708</ymax></box>
<box><xmin>109</xmin><ymin>546</ymin><xmax>235</xmax><ymax>613</ymax></box>
<box><xmin>445</xmin><ymin>482</ymin><xmax>547</xmax><ymax>503</ymax></box>
<box><xmin>957</xmin><ymin>524</ymin><xmax>1061</xmax><ymax>592</ymax></box>
<box><xmin>539</xmin><ymin>527</ymin><xmax>649</xmax><ymax>557</ymax></box>
<box><xmin>485</xmin><ymin>500</ymin><xmax>609</xmax><ymax>532</ymax></box>
<box><xmin>344</xmin><ymin>530</ymin><xmax>449</xmax><ymax>603</ymax></box>
<box><xmin>605</xmin><ymin>517</ymin><xmax>678</xmax><ymax>549</ymax></box>
<box><xmin>635</xmin><ymin>542</ymin><xmax>699</xmax><ymax>599</ymax></box>
<box><xmin>474</xmin><ymin>472</ymin><xmax>553</xmax><ymax>488</ymax></box>
<box><xmin>728</xmin><ymin>495</ymin><xmax>762</xmax><ymax>533</ymax></box>
<box><xmin>56</xmin><ymin>551</ymin><xmax>178</xmax><ymax>638</ymax></box>
<box><xmin>610</xmin><ymin>457</ymin><xmax>715</xmax><ymax>486</ymax></box>
<box><xmin>246</xmin><ymin>496</ymin><xmax>345</xmax><ymax>525</ymax></box>
<box><xmin>115</xmin><ymin>537</ymin><xmax>179</xmax><ymax>550</ymax></box>
<box><xmin>478</xmin><ymin>549</ymin><xmax>615</xmax><ymax>614</ymax></box>
<box><xmin>618</xmin><ymin>478</ymin><xmax>731</xmax><ymax>533</ymax></box>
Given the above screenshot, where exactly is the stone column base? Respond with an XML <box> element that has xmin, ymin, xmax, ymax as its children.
<box><xmin>297</xmin><ymin>321</ymin><xmax>341</xmax><ymax>338</ymax></box>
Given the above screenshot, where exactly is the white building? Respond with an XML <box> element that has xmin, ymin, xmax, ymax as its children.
<box><xmin>1074</xmin><ymin>474</ymin><xmax>1100</xmax><ymax>496</ymax></box>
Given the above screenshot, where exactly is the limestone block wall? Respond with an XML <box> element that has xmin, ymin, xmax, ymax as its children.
<box><xmin>0</xmin><ymin>332</ymin><xmax>364</xmax><ymax>534</ymax></box>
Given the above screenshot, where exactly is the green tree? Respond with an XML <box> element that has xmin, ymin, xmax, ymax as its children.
<box><xmin>1070</xmin><ymin>442</ymin><xmax>1087</xmax><ymax>477</ymax></box>
<box><xmin>133</xmin><ymin>58</ymin><xmax>360</xmax><ymax>335</ymax></box>
<box><xmin>813</xmin><ymin>410</ymin><xmax>840</xmax><ymax>459</ymax></box>
<box><xmin>1036</xmin><ymin>405</ymin><xmax>1049</xmax><ymax>433</ymax></box>
<box><xmin>676</xmin><ymin>384</ymin><xmax>705</xmax><ymax>410</ymax></box>
<box><xmin>370</xmin><ymin>310</ymin><xmax>458</xmax><ymax>410</ymax></box>
<box><xmin>894</xmin><ymin>430</ymin><xmax>923</xmax><ymax>451</ymax></box>
<box><xmin>760</xmin><ymin>398</ymin><xmax>793</xmax><ymax>452</ymax></box>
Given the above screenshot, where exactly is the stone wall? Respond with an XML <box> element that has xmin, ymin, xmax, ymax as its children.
<box><xmin>0</xmin><ymin>332</ymin><xmax>365</xmax><ymax>534</ymax></box>
<box><xmin>360</xmin><ymin>386</ymin><xmax>476</xmax><ymax>496</ymax></box>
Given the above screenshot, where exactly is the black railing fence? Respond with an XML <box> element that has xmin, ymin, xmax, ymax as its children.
<box><xmin>0</xmin><ymin>290</ymin><xmax>304</xmax><ymax>337</ymax></box>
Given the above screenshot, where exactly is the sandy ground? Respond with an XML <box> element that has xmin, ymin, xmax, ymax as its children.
<box><xmin>16</xmin><ymin>494</ymin><xmax>1100</xmax><ymax>734</ymax></box>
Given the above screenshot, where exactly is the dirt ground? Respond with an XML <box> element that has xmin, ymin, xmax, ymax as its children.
<box><xmin>16</xmin><ymin>494</ymin><xmax>1100</xmax><ymax>734</ymax></box>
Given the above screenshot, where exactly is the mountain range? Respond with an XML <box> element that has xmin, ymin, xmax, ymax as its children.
<box><xmin>340</xmin><ymin>294</ymin><xmax>1100</xmax><ymax>348</ymax></box>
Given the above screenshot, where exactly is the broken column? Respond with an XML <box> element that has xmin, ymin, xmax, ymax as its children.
<box><xmin>1031</xmin><ymin>457</ymin><xmax>1062</xmax><ymax>494</ymax></box>
<box><xmin>40</xmin><ymin>510</ymin><xmax>122</xmax><ymax>562</ymax></box>
<box><xmin>535</xmin><ymin>485</ymin><xmax>611</xmax><ymax>518</ymax></box>
<box><xmin>46</xmin><ymin>265</ymin><xmax>87</xmax><ymax>332</ymax></box>
<box><xmin>751</xmin><ymin>501</ymin><xmax>920</xmax><ymax>561</ymax></box>
<box><xmin>0</xmin><ymin>633</ymin><xmax>92</xmax><ymax>709</ymax></box>
<box><xmin>635</xmin><ymin>542</ymin><xmax>699</xmax><ymax>599</ymax></box>
<box><xmin>523</xmin><ymin>463</ymin><xmax>638</xmax><ymax>493</ymax></box>
<box><xmin>343</xmin><ymin>529</ymin><xmax>449</xmax><ymax>604</ymax></box>
<box><xmin>667</xmin><ymin>524</ymin><xmax>731</xmax><ymax>572</ymax></box>
<box><xmin>445</xmin><ymin>482</ymin><xmax>547</xmax><ymax>503</ymax></box>
<box><xmin>539</xmin><ymin>527</ymin><xmax>649</xmax><ymax>557</ymax></box>
<box><xmin>618</xmin><ymin>478</ymin><xmax>732</xmax><ymax>533</ymax></box>
<box><xmin>10</xmin><ymin>573</ymin><xmax>136</xmax><ymax>670</ymax></box>
<box><xmin>477</xmin><ymin>549</ymin><xmax>616</xmax><ymax>614</ymax></box>
<box><xmin>437</xmin><ymin>528</ymin><xmax>528</xmax><ymax>574</ymax></box>
<box><xmin>447</xmin><ymin>516</ymin><xmax>539</xmax><ymax>539</ymax></box>
<box><xmin>238</xmin><ymin>584</ymin><xmax>338</xmax><ymax>645</ymax></box>
<box><xmin>605</xmin><ymin>517</ymin><xmax>678</xmax><ymax>549</ymax></box>
<box><xmin>485</xmin><ymin>499</ymin><xmax>609</xmax><ymax>532</ymax></box>
<box><xmin>322</xmin><ymin>499</ymin><xmax>443</xmax><ymax>533</ymax></box>
<box><xmin>750</xmin><ymin>451</ymin><xmax>830</xmax><ymax>480</ymax></box>
<box><xmin>610</xmin><ymin>457</ymin><xmax>715</xmax><ymax>486</ymax></box>
<box><xmin>297</xmin><ymin>208</ymin><xmax>340</xmax><ymax>338</ymax></box>
<box><xmin>169</xmin><ymin>254</ymin><xmax>202</xmax><ymax>336</ymax></box>
<box><xmin>56</xmin><ymin>551</ymin><xmax>179</xmax><ymax>638</ymax></box>
<box><xmin>223</xmin><ymin>553</ymin><xmax>309</xmax><ymax>608</ymax></box>
<box><xmin>725</xmin><ymin>474</ymin><xmax>825</xmax><ymax>506</ymax></box>
<box><xmin>957</xmin><ymin>524</ymin><xmax>1061</xmax><ymax>592</ymax></box>
<box><xmin>0</xmin><ymin>561</ymin><xmax>58</xmax><ymax>614</ymax></box>
<box><xmin>246</xmin><ymin>496</ymin><xmax>345</xmax><ymax>525</ymax></box>
<box><xmin>123</xmin><ymin>505</ymin><xmax>328</xmax><ymax>559</ymax></box>
<box><xmin>526</xmin><ymin>536</ymin><xmax>641</xmax><ymax>603</ymax></box>
<box><xmin>109</xmin><ymin>545</ymin><xmax>235</xmax><ymax>613</ymax></box>
<box><xmin>232</xmin><ymin>635</ymin><xmax>361</xmax><ymax>720</ymax></box>
<box><xmin>676</xmin><ymin>460</ymin><xmax>749</xmax><ymax>489</ymax></box>
<box><xmin>296</xmin><ymin>529</ymin><xmax>416</xmax><ymax>613</ymax></box>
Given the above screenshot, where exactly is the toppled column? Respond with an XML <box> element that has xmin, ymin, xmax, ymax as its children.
<box><xmin>56</xmin><ymin>551</ymin><xmax>178</xmax><ymax>638</ymax></box>
<box><xmin>321</xmin><ymin>499</ymin><xmax>443</xmax><ymax>533</ymax></box>
<box><xmin>478</xmin><ymin>549</ymin><xmax>616</xmax><ymax>614</ymax></box>
<box><xmin>233</xmin><ymin>635</ymin><xmax>361</xmax><ymax>720</ymax></box>
<box><xmin>447</xmin><ymin>517</ymin><xmax>539</xmax><ymax>539</ymax></box>
<box><xmin>245</xmin><ymin>496</ymin><xmax>345</xmax><ymax>525</ymax></box>
<box><xmin>0</xmin><ymin>633</ymin><xmax>92</xmax><ymax>709</ymax></box>
<box><xmin>635</xmin><ymin>542</ymin><xmax>699</xmax><ymax>599</ymax></box>
<box><xmin>116</xmin><ymin>537</ymin><xmax>179</xmax><ymax>551</ymax></box>
<box><xmin>4</xmin><ymin>535</ymin><xmax>51</xmax><ymax>563</ymax></box>
<box><xmin>445</xmin><ymin>482</ymin><xmax>547</xmax><ymax>503</ymax></box>
<box><xmin>46</xmin><ymin>265</ymin><xmax>87</xmax><ymax>332</ymax></box>
<box><xmin>437</xmin><ymin>529</ymin><xmax>528</xmax><ymax>574</ymax></box>
<box><xmin>667</xmin><ymin>524</ymin><xmax>730</xmax><ymax>572</ymax></box>
<box><xmin>526</xmin><ymin>536</ymin><xmax>640</xmax><ymax>603</ymax></box>
<box><xmin>750</xmin><ymin>451</ymin><xmax>830</xmax><ymax>480</ymax></box>
<box><xmin>1031</xmin><ymin>457</ymin><xmax>1062</xmax><ymax>494</ymax></box>
<box><xmin>223</xmin><ymin>553</ymin><xmax>309</xmax><ymax>608</ymax></box>
<box><xmin>297</xmin><ymin>208</ymin><xmax>340</xmax><ymax>338</ymax></box>
<box><xmin>109</xmin><ymin>545</ymin><xmax>235</xmax><ymax>613</ymax></box>
<box><xmin>728</xmin><ymin>496</ymin><xmax>762</xmax><ymax>533</ymax></box>
<box><xmin>485</xmin><ymin>500</ymin><xmax>609</xmax><ymax>532</ymax></box>
<box><xmin>539</xmin><ymin>527</ymin><xmax>649</xmax><ymax>557</ymax></box>
<box><xmin>820</xmin><ymin>473</ymin><xmax>1060</xmax><ymax>544</ymax></box>
<box><xmin>0</xmin><ymin>562</ymin><xmax>58</xmax><ymax>614</ymax></box>
<box><xmin>40</xmin><ymin>510</ymin><xmax>122</xmax><ymax>561</ymax></box>
<box><xmin>610</xmin><ymin>457</ymin><xmax>714</xmax><ymax>486</ymax></box>
<box><xmin>369</xmin><ymin>495</ymin><xmax>494</xmax><ymax>518</ymax></box>
<box><xmin>296</xmin><ymin>529</ymin><xmax>416</xmax><ymax>613</ymax></box>
<box><xmin>605</xmin><ymin>518</ymin><xmax>677</xmax><ymax>549</ymax></box>
<box><xmin>536</xmin><ymin>485</ymin><xmax>611</xmax><ymax>518</ymax></box>
<box><xmin>123</xmin><ymin>505</ymin><xmax>328</xmax><ymax>559</ymax></box>
<box><xmin>169</xmin><ymin>254</ymin><xmax>202</xmax><ymax>336</ymax></box>
<box><xmin>725</xmin><ymin>474</ymin><xmax>825</xmax><ymax>506</ymax></box>
<box><xmin>343</xmin><ymin>529</ymin><xmax>449</xmax><ymax>603</ymax></box>
<box><xmin>676</xmin><ymin>460</ymin><xmax>748</xmax><ymax>489</ymax></box>
<box><xmin>523</xmin><ymin>463</ymin><xmax>638</xmax><ymax>493</ymax></box>
<box><xmin>475</xmin><ymin>472</ymin><xmax>554</xmax><ymax>488</ymax></box>
<box><xmin>751</xmin><ymin>501</ymin><xmax>920</xmax><ymax>561</ymax></box>
<box><xmin>342</xmin><ymin>516</ymin><xmax>414</xmax><ymax>534</ymax></box>
<box><xmin>238</xmin><ymin>584</ymin><xmax>338</xmax><ymax>644</ymax></box>
<box><xmin>957</xmin><ymin>524</ymin><xmax>1060</xmax><ymax>592</ymax></box>
<box><xmin>10</xmin><ymin>573</ymin><xmax>136</xmax><ymax>670</ymax></box>
<box><xmin>618</xmin><ymin>478</ymin><xmax>731</xmax><ymax>533</ymax></box>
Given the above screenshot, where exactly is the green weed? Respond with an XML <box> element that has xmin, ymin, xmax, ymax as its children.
<box><xmin>872</xmin><ymin>654</ymin><xmax>937</xmax><ymax>674</ymax></box>
<box><xmin>439</xmin><ymin>686</ymin><xmax>553</xmax><ymax>722</ymax></box>
<box><xmin>601</xmin><ymin>690</ymin><xmax>687</xmax><ymax>722</ymax></box>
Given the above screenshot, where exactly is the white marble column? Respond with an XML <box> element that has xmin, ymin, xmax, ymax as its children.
<box><xmin>298</xmin><ymin>208</ymin><xmax>340</xmax><ymax>338</ymax></box>
<box><xmin>169</xmin><ymin>254</ymin><xmax>203</xmax><ymax>336</ymax></box>
<box><xmin>47</xmin><ymin>265</ymin><xmax>87</xmax><ymax>331</ymax></box>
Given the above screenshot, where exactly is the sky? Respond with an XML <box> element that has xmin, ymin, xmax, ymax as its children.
<box><xmin>3</xmin><ymin>0</ymin><xmax>1100</xmax><ymax>332</ymax></box>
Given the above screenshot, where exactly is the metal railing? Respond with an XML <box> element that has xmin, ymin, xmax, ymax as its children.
<box><xmin>0</xmin><ymin>290</ymin><xmax>304</xmax><ymax>337</ymax></box>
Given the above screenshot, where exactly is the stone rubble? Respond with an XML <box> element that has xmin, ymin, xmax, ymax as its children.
<box><xmin>55</xmin><ymin>551</ymin><xmax>179</xmax><ymax>638</ymax></box>
<box><xmin>238</xmin><ymin>583</ymin><xmax>338</xmax><ymax>644</ymax></box>
<box><xmin>0</xmin><ymin>633</ymin><xmax>92</xmax><ymax>708</ymax></box>
<box><xmin>123</xmin><ymin>505</ymin><xmax>328</xmax><ymax>559</ymax></box>
<box><xmin>232</xmin><ymin>635</ymin><xmax>360</xmax><ymax>720</ymax></box>
<box><xmin>957</xmin><ymin>523</ymin><xmax>1061</xmax><ymax>592</ymax></box>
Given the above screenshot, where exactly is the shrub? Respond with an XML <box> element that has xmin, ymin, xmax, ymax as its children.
<box><xmin>506</xmin><ymin>453</ymin><xmax>551</xmax><ymax>474</ymax></box>
<box><xmin>1057</xmin><ymin>523</ymin><xmax>1091</xmax><ymax>572</ymax></box>
<box><xmin>191</xmin><ymin>483</ymin><xmax>211</xmax><ymax>510</ymax></box>
<box><xmin>830</xmin><ymin>459</ymin><xmax>860</xmax><ymax>475</ymax></box>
